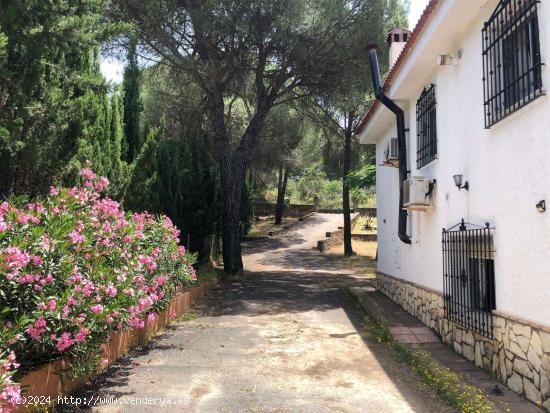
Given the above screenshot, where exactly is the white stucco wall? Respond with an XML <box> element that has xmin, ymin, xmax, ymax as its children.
<box><xmin>372</xmin><ymin>0</ymin><xmax>550</xmax><ymax>326</ymax></box>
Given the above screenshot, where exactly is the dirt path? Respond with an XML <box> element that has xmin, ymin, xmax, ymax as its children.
<box><xmin>61</xmin><ymin>214</ymin><xmax>455</xmax><ymax>413</ymax></box>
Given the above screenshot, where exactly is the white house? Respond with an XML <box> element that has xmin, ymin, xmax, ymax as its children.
<box><xmin>356</xmin><ymin>0</ymin><xmax>550</xmax><ymax>408</ymax></box>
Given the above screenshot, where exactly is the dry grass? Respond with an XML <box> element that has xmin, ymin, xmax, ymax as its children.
<box><xmin>325</xmin><ymin>240</ymin><xmax>378</xmax><ymax>278</ymax></box>
<box><xmin>326</xmin><ymin>240</ymin><xmax>377</xmax><ymax>258</ymax></box>
<box><xmin>248</xmin><ymin>217</ymin><xmax>299</xmax><ymax>238</ymax></box>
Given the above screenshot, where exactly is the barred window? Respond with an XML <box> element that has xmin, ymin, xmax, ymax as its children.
<box><xmin>416</xmin><ymin>84</ymin><xmax>437</xmax><ymax>169</ymax></box>
<box><xmin>442</xmin><ymin>222</ymin><xmax>496</xmax><ymax>338</ymax></box>
<box><xmin>482</xmin><ymin>0</ymin><xmax>543</xmax><ymax>128</ymax></box>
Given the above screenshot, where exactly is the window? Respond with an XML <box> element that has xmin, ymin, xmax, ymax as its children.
<box><xmin>394</xmin><ymin>33</ymin><xmax>400</xmax><ymax>42</ymax></box>
<box><xmin>482</xmin><ymin>0</ymin><xmax>542</xmax><ymax>128</ymax></box>
<box><xmin>416</xmin><ymin>84</ymin><xmax>437</xmax><ymax>169</ymax></box>
<box><xmin>403</xmin><ymin>33</ymin><xmax>408</xmax><ymax>42</ymax></box>
<box><xmin>442</xmin><ymin>222</ymin><xmax>496</xmax><ymax>338</ymax></box>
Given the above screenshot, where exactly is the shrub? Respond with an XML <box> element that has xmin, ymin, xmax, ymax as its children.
<box><xmin>0</xmin><ymin>165</ymin><xmax>196</xmax><ymax>412</ymax></box>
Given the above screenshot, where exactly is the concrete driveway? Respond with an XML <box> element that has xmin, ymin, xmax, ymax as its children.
<box><xmin>60</xmin><ymin>214</ymin><xmax>455</xmax><ymax>413</ymax></box>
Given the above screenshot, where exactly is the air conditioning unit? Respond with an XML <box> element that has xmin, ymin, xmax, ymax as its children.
<box><xmin>383</xmin><ymin>137</ymin><xmax>399</xmax><ymax>167</ymax></box>
<box><xmin>403</xmin><ymin>176</ymin><xmax>434</xmax><ymax>211</ymax></box>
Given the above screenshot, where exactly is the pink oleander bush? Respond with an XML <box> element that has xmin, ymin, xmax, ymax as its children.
<box><xmin>0</xmin><ymin>166</ymin><xmax>196</xmax><ymax>412</ymax></box>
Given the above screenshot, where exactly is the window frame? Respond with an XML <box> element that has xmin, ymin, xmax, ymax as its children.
<box><xmin>442</xmin><ymin>223</ymin><xmax>496</xmax><ymax>339</ymax></box>
<box><xmin>416</xmin><ymin>84</ymin><xmax>438</xmax><ymax>169</ymax></box>
<box><xmin>482</xmin><ymin>0</ymin><xmax>543</xmax><ymax>128</ymax></box>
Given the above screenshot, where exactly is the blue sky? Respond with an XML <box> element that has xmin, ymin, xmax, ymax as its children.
<box><xmin>100</xmin><ymin>0</ymin><xmax>431</xmax><ymax>83</ymax></box>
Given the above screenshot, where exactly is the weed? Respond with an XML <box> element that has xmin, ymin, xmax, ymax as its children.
<box><xmin>362</xmin><ymin>312</ymin><xmax>495</xmax><ymax>413</ymax></box>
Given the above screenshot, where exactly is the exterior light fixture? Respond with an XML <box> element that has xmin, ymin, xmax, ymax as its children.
<box><xmin>453</xmin><ymin>174</ymin><xmax>469</xmax><ymax>191</ymax></box>
<box><xmin>536</xmin><ymin>200</ymin><xmax>546</xmax><ymax>213</ymax></box>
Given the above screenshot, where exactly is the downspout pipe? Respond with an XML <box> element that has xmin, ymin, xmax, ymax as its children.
<box><xmin>367</xmin><ymin>45</ymin><xmax>411</xmax><ymax>245</ymax></box>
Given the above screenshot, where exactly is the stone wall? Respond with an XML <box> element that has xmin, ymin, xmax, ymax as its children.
<box><xmin>377</xmin><ymin>272</ymin><xmax>550</xmax><ymax>411</ymax></box>
<box><xmin>254</xmin><ymin>202</ymin><xmax>315</xmax><ymax>218</ymax></box>
<box><xmin>254</xmin><ymin>202</ymin><xmax>377</xmax><ymax>219</ymax></box>
<box><xmin>316</xmin><ymin>214</ymin><xmax>361</xmax><ymax>252</ymax></box>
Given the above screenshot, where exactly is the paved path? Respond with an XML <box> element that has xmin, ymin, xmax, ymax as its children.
<box><xmin>62</xmin><ymin>213</ymin><xmax>455</xmax><ymax>413</ymax></box>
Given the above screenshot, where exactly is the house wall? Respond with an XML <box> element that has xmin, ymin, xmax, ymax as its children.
<box><xmin>376</xmin><ymin>0</ymin><xmax>550</xmax><ymax>327</ymax></box>
<box><xmin>372</xmin><ymin>0</ymin><xmax>550</xmax><ymax>408</ymax></box>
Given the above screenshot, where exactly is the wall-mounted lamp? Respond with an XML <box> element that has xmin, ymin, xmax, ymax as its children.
<box><xmin>453</xmin><ymin>174</ymin><xmax>469</xmax><ymax>191</ymax></box>
<box><xmin>536</xmin><ymin>200</ymin><xmax>546</xmax><ymax>213</ymax></box>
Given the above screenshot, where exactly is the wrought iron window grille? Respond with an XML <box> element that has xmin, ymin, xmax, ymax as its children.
<box><xmin>482</xmin><ymin>0</ymin><xmax>543</xmax><ymax>128</ymax></box>
<box><xmin>416</xmin><ymin>84</ymin><xmax>437</xmax><ymax>169</ymax></box>
<box><xmin>442</xmin><ymin>219</ymin><xmax>496</xmax><ymax>338</ymax></box>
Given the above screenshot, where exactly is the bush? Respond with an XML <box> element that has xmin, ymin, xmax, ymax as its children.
<box><xmin>0</xmin><ymin>165</ymin><xmax>196</xmax><ymax>412</ymax></box>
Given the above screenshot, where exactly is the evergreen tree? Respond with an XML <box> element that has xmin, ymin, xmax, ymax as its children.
<box><xmin>122</xmin><ymin>35</ymin><xmax>143</xmax><ymax>162</ymax></box>
<box><xmin>0</xmin><ymin>0</ymin><xmax>121</xmax><ymax>196</ymax></box>
<box><xmin>108</xmin><ymin>92</ymin><xmax>130</xmax><ymax>199</ymax></box>
<box><xmin>124</xmin><ymin>126</ymin><xmax>161</xmax><ymax>213</ymax></box>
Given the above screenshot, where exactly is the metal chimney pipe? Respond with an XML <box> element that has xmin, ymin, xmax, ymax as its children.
<box><xmin>367</xmin><ymin>45</ymin><xmax>411</xmax><ymax>245</ymax></box>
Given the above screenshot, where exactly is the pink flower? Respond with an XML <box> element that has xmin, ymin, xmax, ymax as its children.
<box><xmin>27</xmin><ymin>318</ymin><xmax>46</xmax><ymax>340</ymax></box>
<box><xmin>0</xmin><ymin>202</ymin><xmax>9</xmax><ymax>214</ymax></box>
<box><xmin>0</xmin><ymin>220</ymin><xmax>10</xmax><ymax>233</ymax></box>
<box><xmin>95</xmin><ymin>176</ymin><xmax>109</xmax><ymax>192</ymax></box>
<box><xmin>68</xmin><ymin>231</ymin><xmax>85</xmax><ymax>244</ymax></box>
<box><xmin>16</xmin><ymin>213</ymin><xmax>32</xmax><ymax>225</ymax></box>
<box><xmin>104</xmin><ymin>284</ymin><xmax>117</xmax><ymax>298</ymax></box>
<box><xmin>91</xmin><ymin>304</ymin><xmax>104</xmax><ymax>314</ymax></box>
<box><xmin>47</xmin><ymin>299</ymin><xmax>57</xmax><ymax>311</ymax></box>
<box><xmin>4</xmin><ymin>247</ymin><xmax>31</xmax><ymax>269</ymax></box>
<box><xmin>147</xmin><ymin>313</ymin><xmax>156</xmax><ymax>322</ymax></box>
<box><xmin>75</xmin><ymin>221</ymin><xmax>85</xmax><ymax>232</ymax></box>
<box><xmin>31</xmin><ymin>256</ymin><xmax>43</xmax><ymax>266</ymax></box>
<box><xmin>56</xmin><ymin>332</ymin><xmax>74</xmax><ymax>351</ymax></box>
<box><xmin>129</xmin><ymin>317</ymin><xmax>145</xmax><ymax>329</ymax></box>
<box><xmin>80</xmin><ymin>167</ymin><xmax>96</xmax><ymax>180</ymax></box>
<box><xmin>178</xmin><ymin>245</ymin><xmax>186</xmax><ymax>256</ymax></box>
<box><xmin>100</xmin><ymin>358</ymin><xmax>109</xmax><ymax>367</ymax></box>
<box><xmin>74</xmin><ymin>327</ymin><xmax>89</xmax><ymax>343</ymax></box>
<box><xmin>169</xmin><ymin>309</ymin><xmax>177</xmax><ymax>320</ymax></box>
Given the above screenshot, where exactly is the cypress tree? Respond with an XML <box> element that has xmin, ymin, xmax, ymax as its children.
<box><xmin>0</xmin><ymin>0</ymin><xmax>120</xmax><ymax>195</ymax></box>
<box><xmin>124</xmin><ymin>126</ymin><xmax>161</xmax><ymax>212</ymax></box>
<box><xmin>122</xmin><ymin>36</ymin><xmax>143</xmax><ymax>162</ymax></box>
<box><xmin>108</xmin><ymin>92</ymin><xmax>130</xmax><ymax>199</ymax></box>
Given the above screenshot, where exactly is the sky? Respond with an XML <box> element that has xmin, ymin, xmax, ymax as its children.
<box><xmin>100</xmin><ymin>0</ymin><xmax>431</xmax><ymax>84</ymax></box>
<box><xmin>408</xmin><ymin>0</ymin><xmax>430</xmax><ymax>30</ymax></box>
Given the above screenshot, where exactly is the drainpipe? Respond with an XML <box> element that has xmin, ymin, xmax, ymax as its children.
<box><xmin>367</xmin><ymin>45</ymin><xmax>411</xmax><ymax>245</ymax></box>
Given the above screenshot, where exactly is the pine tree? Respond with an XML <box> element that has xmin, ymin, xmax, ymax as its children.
<box><xmin>122</xmin><ymin>36</ymin><xmax>143</xmax><ymax>162</ymax></box>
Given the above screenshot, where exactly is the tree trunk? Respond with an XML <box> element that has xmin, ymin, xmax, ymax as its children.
<box><xmin>219</xmin><ymin>156</ymin><xmax>244</xmax><ymax>274</ymax></box>
<box><xmin>275</xmin><ymin>164</ymin><xmax>289</xmax><ymax>225</ymax></box>
<box><xmin>342</xmin><ymin>114</ymin><xmax>354</xmax><ymax>256</ymax></box>
<box><xmin>205</xmin><ymin>69</ymin><xmax>277</xmax><ymax>274</ymax></box>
